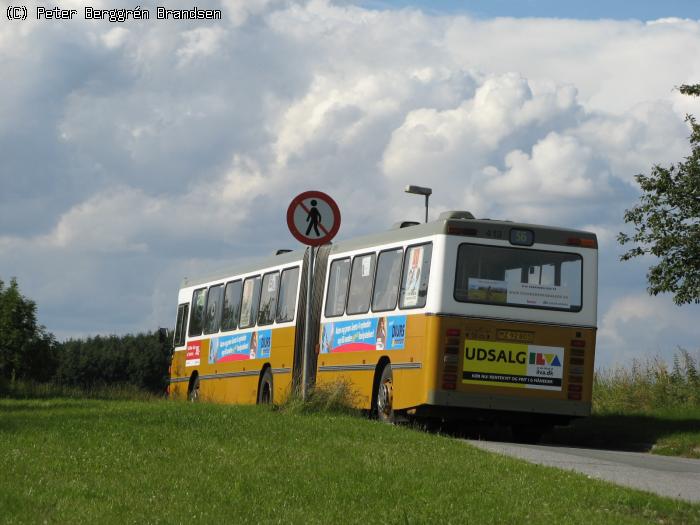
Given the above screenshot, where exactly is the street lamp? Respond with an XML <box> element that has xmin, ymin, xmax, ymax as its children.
<box><xmin>404</xmin><ymin>185</ymin><xmax>432</xmax><ymax>223</ymax></box>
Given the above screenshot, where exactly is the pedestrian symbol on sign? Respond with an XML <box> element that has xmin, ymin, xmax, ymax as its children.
<box><xmin>306</xmin><ymin>199</ymin><xmax>322</xmax><ymax>236</ymax></box>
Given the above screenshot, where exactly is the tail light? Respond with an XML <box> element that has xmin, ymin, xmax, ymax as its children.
<box><xmin>566</xmin><ymin>237</ymin><xmax>597</xmax><ymax>248</ymax></box>
<box><xmin>443</xmin><ymin>328</ymin><xmax>461</xmax><ymax>390</ymax></box>
<box><xmin>567</xmin><ymin>341</ymin><xmax>586</xmax><ymax>400</ymax></box>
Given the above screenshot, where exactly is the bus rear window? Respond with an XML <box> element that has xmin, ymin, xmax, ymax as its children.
<box><xmin>454</xmin><ymin>244</ymin><xmax>582</xmax><ymax>312</ymax></box>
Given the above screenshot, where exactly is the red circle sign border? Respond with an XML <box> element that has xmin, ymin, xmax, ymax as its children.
<box><xmin>286</xmin><ymin>190</ymin><xmax>341</xmax><ymax>246</ymax></box>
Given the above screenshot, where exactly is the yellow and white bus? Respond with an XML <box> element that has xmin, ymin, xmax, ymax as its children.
<box><xmin>169</xmin><ymin>211</ymin><xmax>597</xmax><ymax>441</ymax></box>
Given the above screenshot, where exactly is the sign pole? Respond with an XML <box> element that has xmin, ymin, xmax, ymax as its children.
<box><xmin>302</xmin><ymin>245</ymin><xmax>314</xmax><ymax>400</ymax></box>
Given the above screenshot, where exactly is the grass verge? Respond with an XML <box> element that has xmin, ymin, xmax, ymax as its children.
<box><xmin>548</xmin><ymin>349</ymin><xmax>700</xmax><ymax>458</ymax></box>
<box><xmin>1</xmin><ymin>398</ymin><xmax>699</xmax><ymax>524</ymax></box>
<box><xmin>0</xmin><ymin>380</ymin><xmax>159</xmax><ymax>401</ymax></box>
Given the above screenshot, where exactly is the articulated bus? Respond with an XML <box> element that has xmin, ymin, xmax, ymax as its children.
<box><xmin>169</xmin><ymin>211</ymin><xmax>597</xmax><ymax>441</ymax></box>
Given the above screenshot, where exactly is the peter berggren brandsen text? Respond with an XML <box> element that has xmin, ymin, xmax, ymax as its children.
<box><xmin>35</xmin><ymin>6</ymin><xmax>223</xmax><ymax>21</ymax></box>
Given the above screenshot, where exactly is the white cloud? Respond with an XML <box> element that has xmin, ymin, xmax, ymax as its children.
<box><xmin>177</xmin><ymin>27</ymin><xmax>226</xmax><ymax>66</ymax></box>
<box><xmin>483</xmin><ymin>133</ymin><xmax>602</xmax><ymax>201</ymax></box>
<box><xmin>382</xmin><ymin>74</ymin><xmax>581</xmax><ymax>168</ymax></box>
<box><xmin>100</xmin><ymin>28</ymin><xmax>130</xmax><ymax>49</ymax></box>
<box><xmin>274</xmin><ymin>72</ymin><xmax>401</xmax><ymax>165</ymax></box>
<box><xmin>443</xmin><ymin>15</ymin><xmax>700</xmax><ymax>113</ymax></box>
<box><xmin>573</xmin><ymin>100</ymin><xmax>691</xmax><ymax>184</ymax></box>
<box><xmin>598</xmin><ymin>293</ymin><xmax>700</xmax><ymax>367</ymax></box>
<box><xmin>34</xmin><ymin>153</ymin><xmax>271</xmax><ymax>254</ymax></box>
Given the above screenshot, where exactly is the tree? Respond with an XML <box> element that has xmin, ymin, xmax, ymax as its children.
<box><xmin>618</xmin><ymin>84</ymin><xmax>700</xmax><ymax>305</ymax></box>
<box><xmin>0</xmin><ymin>278</ymin><xmax>56</xmax><ymax>382</ymax></box>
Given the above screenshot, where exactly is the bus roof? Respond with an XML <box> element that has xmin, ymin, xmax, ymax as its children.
<box><xmin>181</xmin><ymin>212</ymin><xmax>597</xmax><ymax>288</ymax></box>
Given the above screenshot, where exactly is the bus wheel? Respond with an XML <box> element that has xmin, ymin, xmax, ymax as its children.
<box><xmin>257</xmin><ymin>369</ymin><xmax>273</xmax><ymax>405</ymax></box>
<box><xmin>376</xmin><ymin>365</ymin><xmax>394</xmax><ymax>423</ymax></box>
<box><xmin>188</xmin><ymin>375</ymin><xmax>200</xmax><ymax>402</ymax></box>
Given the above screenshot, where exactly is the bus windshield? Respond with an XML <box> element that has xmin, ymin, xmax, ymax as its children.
<box><xmin>454</xmin><ymin>243</ymin><xmax>583</xmax><ymax>312</ymax></box>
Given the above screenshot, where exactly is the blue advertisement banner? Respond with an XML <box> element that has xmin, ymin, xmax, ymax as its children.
<box><xmin>321</xmin><ymin>315</ymin><xmax>406</xmax><ymax>354</ymax></box>
<box><xmin>209</xmin><ymin>329</ymin><xmax>272</xmax><ymax>364</ymax></box>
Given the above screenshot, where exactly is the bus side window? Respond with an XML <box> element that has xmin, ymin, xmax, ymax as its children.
<box><xmin>173</xmin><ymin>303</ymin><xmax>189</xmax><ymax>347</ymax></box>
<box><xmin>239</xmin><ymin>276</ymin><xmax>262</xmax><ymax>329</ymax></box>
<box><xmin>346</xmin><ymin>253</ymin><xmax>376</xmax><ymax>315</ymax></box>
<box><xmin>372</xmin><ymin>248</ymin><xmax>403</xmax><ymax>312</ymax></box>
<box><xmin>203</xmin><ymin>284</ymin><xmax>224</xmax><ymax>335</ymax></box>
<box><xmin>325</xmin><ymin>258</ymin><xmax>350</xmax><ymax>318</ymax></box>
<box><xmin>221</xmin><ymin>280</ymin><xmax>242</xmax><ymax>332</ymax></box>
<box><xmin>189</xmin><ymin>288</ymin><xmax>207</xmax><ymax>337</ymax></box>
<box><xmin>277</xmin><ymin>267</ymin><xmax>300</xmax><ymax>323</ymax></box>
<box><xmin>399</xmin><ymin>243</ymin><xmax>432</xmax><ymax>309</ymax></box>
<box><xmin>258</xmin><ymin>272</ymin><xmax>280</xmax><ymax>326</ymax></box>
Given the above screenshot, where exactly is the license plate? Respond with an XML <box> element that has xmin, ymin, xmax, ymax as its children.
<box><xmin>496</xmin><ymin>329</ymin><xmax>534</xmax><ymax>343</ymax></box>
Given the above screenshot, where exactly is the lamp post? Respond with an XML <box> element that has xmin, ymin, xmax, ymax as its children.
<box><xmin>404</xmin><ymin>185</ymin><xmax>432</xmax><ymax>223</ymax></box>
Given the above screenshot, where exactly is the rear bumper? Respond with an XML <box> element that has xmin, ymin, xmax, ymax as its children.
<box><xmin>426</xmin><ymin>389</ymin><xmax>591</xmax><ymax>417</ymax></box>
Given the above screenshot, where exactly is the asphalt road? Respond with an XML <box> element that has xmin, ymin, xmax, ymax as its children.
<box><xmin>467</xmin><ymin>440</ymin><xmax>700</xmax><ymax>502</ymax></box>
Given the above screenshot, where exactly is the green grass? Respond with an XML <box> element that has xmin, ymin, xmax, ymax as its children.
<box><xmin>0</xmin><ymin>380</ymin><xmax>160</xmax><ymax>401</ymax></box>
<box><xmin>1</xmin><ymin>399</ymin><xmax>699</xmax><ymax>524</ymax></box>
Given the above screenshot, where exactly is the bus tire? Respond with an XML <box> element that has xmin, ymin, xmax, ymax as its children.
<box><xmin>188</xmin><ymin>374</ymin><xmax>200</xmax><ymax>402</ymax></box>
<box><xmin>375</xmin><ymin>365</ymin><xmax>394</xmax><ymax>423</ymax></box>
<box><xmin>257</xmin><ymin>368</ymin><xmax>273</xmax><ymax>405</ymax></box>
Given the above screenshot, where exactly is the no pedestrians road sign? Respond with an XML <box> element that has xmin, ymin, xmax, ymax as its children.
<box><xmin>287</xmin><ymin>190</ymin><xmax>341</xmax><ymax>246</ymax></box>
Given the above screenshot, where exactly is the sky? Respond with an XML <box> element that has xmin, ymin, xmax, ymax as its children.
<box><xmin>1</xmin><ymin>0</ymin><xmax>699</xmax><ymax>369</ymax></box>
<box><xmin>360</xmin><ymin>0</ymin><xmax>700</xmax><ymax>21</ymax></box>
